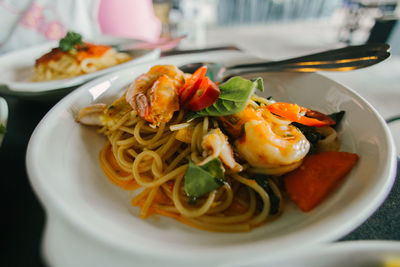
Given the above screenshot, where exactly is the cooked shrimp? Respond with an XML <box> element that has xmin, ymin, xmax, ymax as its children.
<box><xmin>77</xmin><ymin>95</ymin><xmax>132</xmax><ymax>127</ymax></box>
<box><xmin>125</xmin><ymin>65</ymin><xmax>185</xmax><ymax>125</ymax></box>
<box><xmin>77</xmin><ymin>103</ymin><xmax>107</xmax><ymax>126</ymax></box>
<box><xmin>201</xmin><ymin>128</ymin><xmax>243</xmax><ymax>172</ymax></box>
<box><xmin>220</xmin><ymin>105</ymin><xmax>310</xmax><ymax>175</ymax></box>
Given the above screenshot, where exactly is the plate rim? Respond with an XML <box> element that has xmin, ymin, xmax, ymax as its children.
<box><xmin>229</xmin><ymin>240</ymin><xmax>400</xmax><ymax>266</ymax></box>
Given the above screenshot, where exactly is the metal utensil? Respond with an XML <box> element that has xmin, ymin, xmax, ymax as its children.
<box><xmin>113</xmin><ymin>35</ymin><xmax>241</xmax><ymax>58</ymax></box>
<box><xmin>161</xmin><ymin>46</ymin><xmax>241</xmax><ymax>57</ymax></box>
<box><xmin>114</xmin><ymin>35</ymin><xmax>187</xmax><ymax>52</ymax></box>
<box><xmin>179</xmin><ymin>43</ymin><xmax>391</xmax><ymax>82</ymax></box>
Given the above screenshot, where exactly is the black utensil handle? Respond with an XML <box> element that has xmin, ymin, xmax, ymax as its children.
<box><xmin>222</xmin><ymin>50</ymin><xmax>390</xmax><ymax>77</ymax></box>
<box><xmin>161</xmin><ymin>46</ymin><xmax>241</xmax><ymax>57</ymax></box>
<box><xmin>227</xmin><ymin>43</ymin><xmax>390</xmax><ymax>72</ymax></box>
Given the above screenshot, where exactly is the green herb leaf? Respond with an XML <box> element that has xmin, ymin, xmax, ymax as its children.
<box><xmin>251</xmin><ymin>77</ymin><xmax>264</xmax><ymax>92</ymax></box>
<box><xmin>328</xmin><ymin>110</ymin><xmax>345</xmax><ymax>129</ymax></box>
<box><xmin>199</xmin><ymin>158</ymin><xmax>225</xmax><ymax>180</ymax></box>
<box><xmin>0</xmin><ymin>123</ymin><xmax>6</xmax><ymax>134</ymax></box>
<box><xmin>252</xmin><ymin>174</ymin><xmax>281</xmax><ymax>215</ymax></box>
<box><xmin>59</xmin><ymin>31</ymin><xmax>84</xmax><ymax>52</ymax></box>
<box><xmin>291</xmin><ymin>122</ymin><xmax>323</xmax><ymax>154</ymax></box>
<box><xmin>186</xmin><ymin>76</ymin><xmax>264</xmax><ymax>121</ymax></box>
<box><xmin>184</xmin><ymin>158</ymin><xmax>225</xmax><ymax>198</ymax></box>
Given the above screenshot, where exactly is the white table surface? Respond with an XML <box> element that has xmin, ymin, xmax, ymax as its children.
<box><xmin>202</xmin><ymin>20</ymin><xmax>400</xmax><ymax>154</ymax></box>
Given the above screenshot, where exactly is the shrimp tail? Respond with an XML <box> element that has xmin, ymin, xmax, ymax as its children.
<box><xmin>135</xmin><ymin>93</ymin><xmax>151</xmax><ymax>120</ymax></box>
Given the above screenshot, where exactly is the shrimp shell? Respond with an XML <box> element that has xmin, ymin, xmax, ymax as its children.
<box><xmin>125</xmin><ymin>65</ymin><xmax>185</xmax><ymax>125</ymax></box>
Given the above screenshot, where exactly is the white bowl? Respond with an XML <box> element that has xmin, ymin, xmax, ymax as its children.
<box><xmin>26</xmin><ymin>51</ymin><xmax>397</xmax><ymax>267</ymax></box>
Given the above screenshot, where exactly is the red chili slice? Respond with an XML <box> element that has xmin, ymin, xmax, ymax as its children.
<box><xmin>179</xmin><ymin>66</ymin><xmax>207</xmax><ymax>104</ymax></box>
<box><xmin>185</xmin><ymin>77</ymin><xmax>220</xmax><ymax>111</ymax></box>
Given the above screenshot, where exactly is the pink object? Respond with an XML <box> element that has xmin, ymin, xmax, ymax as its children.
<box><xmin>45</xmin><ymin>21</ymin><xmax>65</xmax><ymax>40</ymax></box>
<box><xmin>126</xmin><ymin>36</ymin><xmax>185</xmax><ymax>51</ymax></box>
<box><xmin>20</xmin><ymin>3</ymin><xmax>44</xmax><ymax>28</ymax></box>
<box><xmin>19</xmin><ymin>2</ymin><xmax>66</xmax><ymax>41</ymax></box>
<box><xmin>98</xmin><ymin>0</ymin><xmax>161</xmax><ymax>42</ymax></box>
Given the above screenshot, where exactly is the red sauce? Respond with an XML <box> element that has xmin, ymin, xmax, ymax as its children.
<box><xmin>35</xmin><ymin>47</ymin><xmax>64</xmax><ymax>66</ymax></box>
<box><xmin>100</xmin><ymin>145</ymin><xmax>140</xmax><ymax>191</ymax></box>
<box><xmin>35</xmin><ymin>42</ymin><xmax>111</xmax><ymax>66</ymax></box>
<box><xmin>76</xmin><ymin>43</ymin><xmax>111</xmax><ymax>62</ymax></box>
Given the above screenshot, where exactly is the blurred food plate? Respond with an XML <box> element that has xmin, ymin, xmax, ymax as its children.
<box><xmin>0</xmin><ymin>41</ymin><xmax>160</xmax><ymax>96</ymax></box>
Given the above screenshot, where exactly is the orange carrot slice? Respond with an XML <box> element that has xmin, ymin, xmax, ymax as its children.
<box><xmin>284</xmin><ymin>151</ymin><xmax>359</xmax><ymax>212</ymax></box>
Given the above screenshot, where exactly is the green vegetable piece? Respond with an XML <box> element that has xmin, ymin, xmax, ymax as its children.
<box><xmin>184</xmin><ymin>159</ymin><xmax>225</xmax><ymax>198</ymax></box>
<box><xmin>59</xmin><ymin>31</ymin><xmax>84</xmax><ymax>52</ymax></box>
<box><xmin>328</xmin><ymin>110</ymin><xmax>345</xmax><ymax>129</ymax></box>
<box><xmin>186</xmin><ymin>76</ymin><xmax>264</xmax><ymax>121</ymax></box>
<box><xmin>200</xmin><ymin>158</ymin><xmax>225</xmax><ymax>180</ymax></box>
<box><xmin>0</xmin><ymin>123</ymin><xmax>6</xmax><ymax>134</ymax></box>
<box><xmin>251</xmin><ymin>77</ymin><xmax>264</xmax><ymax>92</ymax></box>
<box><xmin>291</xmin><ymin>122</ymin><xmax>323</xmax><ymax>154</ymax></box>
<box><xmin>252</xmin><ymin>174</ymin><xmax>281</xmax><ymax>215</ymax></box>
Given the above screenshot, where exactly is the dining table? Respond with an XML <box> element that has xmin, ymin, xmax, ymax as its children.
<box><xmin>0</xmin><ymin>20</ymin><xmax>399</xmax><ymax>267</ymax></box>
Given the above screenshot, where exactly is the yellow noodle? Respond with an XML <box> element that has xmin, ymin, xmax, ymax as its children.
<box><xmin>140</xmin><ymin>187</ymin><xmax>159</xmax><ymax>218</ymax></box>
<box><xmin>134</xmin><ymin>121</ymin><xmax>166</xmax><ymax>145</ymax></box>
<box><xmin>248</xmin><ymin>160</ymin><xmax>303</xmax><ymax>176</ymax></box>
<box><xmin>99</xmin><ymin>143</ymin><xmax>134</xmax><ymax>182</ymax></box>
<box><xmin>232</xmin><ymin>173</ymin><xmax>271</xmax><ymax>226</ymax></box>
<box><xmin>109</xmin><ymin>112</ymin><xmax>131</xmax><ymax>132</ymax></box>
<box><xmin>165</xmin><ymin>146</ymin><xmax>191</xmax><ymax>173</ymax></box>
<box><xmin>198</xmin><ymin>187</ymin><xmax>256</xmax><ymax>224</ymax></box>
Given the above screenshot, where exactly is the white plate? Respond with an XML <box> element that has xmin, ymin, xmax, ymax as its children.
<box><xmin>232</xmin><ymin>240</ymin><xmax>400</xmax><ymax>267</ymax></box>
<box><xmin>26</xmin><ymin>51</ymin><xmax>397</xmax><ymax>267</ymax></box>
<box><xmin>0</xmin><ymin>41</ymin><xmax>160</xmax><ymax>93</ymax></box>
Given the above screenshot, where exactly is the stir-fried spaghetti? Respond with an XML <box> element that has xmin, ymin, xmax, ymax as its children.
<box><xmin>32</xmin><ymin>32</ymin><xmax>131</xmax><ymax>82</ymax></box>
<box><xmin>78</xmin><ymin>64</ymin><xmax>358</xmax><ymax>232</ymax></box>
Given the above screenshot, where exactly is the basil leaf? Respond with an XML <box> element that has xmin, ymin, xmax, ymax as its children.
<box><xmin>186</xmin><ymin>76</ymin><xmax>264</xmax><ymax>121</ymax></box>
<box><xmin>251</xmin><ymin>77</ymin><xmax>264</xmax><ymax>93</ymax></box>
<box><xmin>59</xmin><ymin>31</ymin><xmax>84</xmax><ymax>52</ymax></box>
<box><xmin>184</xmin><ymin>159</ymin><xmax>225</xmax><ymax>198</ymax></box>
<box><xmin>200</xmin><ymin>158</ymin><xmax>224</xmax><ymax>180</ymax></box>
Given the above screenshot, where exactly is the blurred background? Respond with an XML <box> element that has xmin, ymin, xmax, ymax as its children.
<box><xmin>0</xmin><ymin>0</ymin><xmax>399</xmax><ymax>54</ymax></box>
<box><xmin>151</xmin><ymin>0</ymin><xmax>400</xmax><ymax>54</ymax></box>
